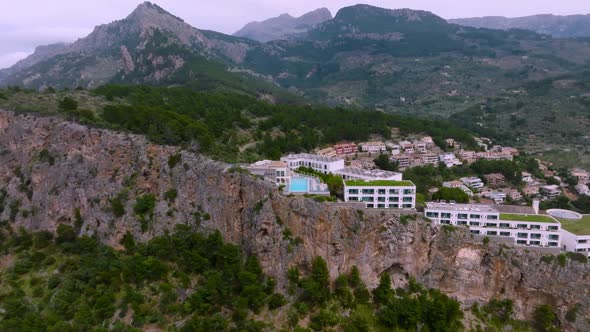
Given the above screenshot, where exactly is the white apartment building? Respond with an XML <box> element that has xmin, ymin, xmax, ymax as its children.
<box><xmin>422</xmin><ymin>153</ymin><xmax>439</xmax><ymax>165</ymax></box>
<box><xmin>443</xmin><ymin>181</ymin><xmax>474</xmax><ymax>196</ymax></box>
<box><xmin>360</xmin><ymin>142</ymin><xmax>387</xmax><ymax>153</ymax></box>
<box><xmin>335</xmin><ymin>167</ymin><xmax>403</xmax><ymax>181</ymax></box>
<box><xmin>461</xmin><ymin>177</ymin><xmax>484</xmax><ymax>190</ymax></box>
<box><xmin>281</xmin><ymin>154</ymin><xmax>345</xmax><ymax>174</ymax></box>
<box><xmin>247</xmin><ymin>160</ymin><xmax>292</xmax><ymax>186</ymax></box>
<box><xmin>425</xmin><ymin>202</ymin><xmax>561</xmax><ymax>248</ymax></box>
<box><xmin>391</xmin><ymin>154</ymin><xmax>412</xmax><ymax>169</ymax></box>
<box><xmin>575</xmin><ymin>184</ymin><xmax>590</xmax><ymax>196</ymax></box>
<box><xmin>414</xmin><ymin>141</ymin><xmax>427</xmax><ymax>153</ymax></box>
<box><xmin>439</xmin><ymin>153</ymin><xmax>463</xmax><ymax>168</ymax></box>
<box><xmin>386</xmin><ymin>142</ymin><xmax>401</xmax><ymax>155</ymax></box>
<box><xmin>522</xmin><ymin>172</ymin><xmax>534</xmax><ymax>183</ymax></box>
<box><xmin>344</xmin><ymin>180</ymin><xmax>416</xmax><ymax>209</ymax></box>
<box><xmin>561</xmin><ymin>217</ymin><xmax>590</xmax><ymax>257</ymax></box>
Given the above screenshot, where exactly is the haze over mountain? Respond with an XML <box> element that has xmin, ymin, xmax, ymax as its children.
<box><xmin>234</xmin><ymin>8</ymin><xmax>332</xmax><ymax>42</ymax></box>
<box><xmin>450</xmin><ymin>14</ymin><xmax>590</xmax><ymax>38</ymax></box>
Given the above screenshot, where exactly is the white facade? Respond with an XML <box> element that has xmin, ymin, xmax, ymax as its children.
<box><xmin>281</xmin><ymin>154</ymin><xmax>345</xmax><ymax>174</ymax></box>
<box><xmin>344</xmin><ymin>180</ymin><xmax>416</xmax><ymax>209</ymax></box>
<box><xmin>360</xmin><ymin>142</ymin><xmax>387</xmax><ymax>153</ymax></box>
<box><xmin>334</xmin><ymin>167</ymin><xmax>403</xmax><ymax>181</ymax></box>
<box><xmin>425</xmin><ymin>202</ymin><xmax>561</xmax><ymax>248</ymax></box>
<box><xmin>461</xmin><ymin>177</ymin><xmax>484</xmax><ymax>190</ymax></box>
<box><xmin>575</xmin><ymin>184</ymin><xmax>590</xmax><ymax>196</ymax></box>
<box><xmin>562</xmin><ymin>230</ymin><xmax>590</xmax><ymax>257</ymax></box>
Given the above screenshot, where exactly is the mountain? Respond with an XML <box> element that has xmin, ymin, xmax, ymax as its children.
<box><xmin>0</xmin><ymin>2</ymin><xmax>286</xmax><ymax>96</ymax></box>
<box><xmin>234</xmin><ymin>8</ymin><xmax>332</xmax><ymax>42</ymax></box>
<box><xmin>0</xmin><ymin>43</ymin><xmax>69</xmax><ymax>82</ymax></box>
<box><xmin>450</xmin><ymin>14</ymin><xmax>590</xmax><ymax>38</ymax></box>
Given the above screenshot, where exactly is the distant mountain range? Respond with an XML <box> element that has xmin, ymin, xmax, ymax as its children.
<box><xmin>234</xmin><ymin>8</ymin><xmax>332</xmax><ymax>42</ymax></box>
<box><xmin>450</xmin><ymin>14</ymin><xmax>590</xmax><ymax>38</ymax></box>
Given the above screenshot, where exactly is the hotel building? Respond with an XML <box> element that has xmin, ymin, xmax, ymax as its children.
<box><xmin>281</xmin><ymin>154</ymin><xmax>345</xmax><ymax>174</ymax></box>
<box><xmin>344</xmin><ymin>180</ymin><xmax>416</xmax><ymax>209</ymax></box>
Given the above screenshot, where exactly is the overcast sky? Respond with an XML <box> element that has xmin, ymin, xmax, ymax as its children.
<box><xmin>2</xmin><ymin>0</ymin><xmax>590</xmax><ymax>69</ymax></box>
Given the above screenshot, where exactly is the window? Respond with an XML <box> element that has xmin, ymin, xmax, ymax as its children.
<box><xmin>500</xmin><ymin>223</ymin><xmax>510</xmax><ymax>228</ymax></box>
<box><xmin>378</xmin><ymin>189</ymin><xmax>386</xmax><ymax>195</ymax></box>
<box><xmin>529</xmin><ymin>241</ymin><xmax>541</xmax><ymax>246</ymax></box>
<box><xmin>517</xmin><ymin>240</ymin><xmax>527</xmax><ymax>245</ymax></box>
<box><xmin>578</xmin><ymin>239</ymin><xmax>588</xmax><ymax>244</ymax></box>
<box><xmin>469</xmin><ymin>222</ymin><xmax>480</xmax><ymax>226</ymax></box>
<box><xmin>530</xmin><ymin>225</ymin><xmax>541</xmax><ymax>230</ymax></box>
<box><xmin>548</xmin><ymin>226</ymin><xmax>558</xmax><ymax>231</ymax></box>
<box><xmin>367</xmin><ymin>204</ymin><xmax>374</xmax><ymax>208</ymax></box>
<box><xmin>441</xmin><ymin>220</ymin><xmax>451</xmax><ymax>225</ymax></box>
<box><xmin>458</xmin><ymin>214</ymin><xmax>468</xmax><ymax>219</ymax></box>
<box><xmin>402</xmin><ymin>204</ymin><xmax>413</xmax><ymax>208</ymax></box>
<box><xmin>530</xmin><ymin>234</ymin><xmax>541</xmax><ymax>239</ymax></box>
<box><xmin>517</xmin><ymin>233</ymin><xmax>528</xmax><ymax>239</ymax></box>
<box><xmin>389</xmin><ymin>189</ymin><xmax>400</xmax><ymax>195</ymax></box>
<box><xmin>517</xmin><ymin>224</ymin><xmax>528</xmax><ymax>229</ymax></box>
<box><xmin>389</xmin><ymin>204</ymin><xmax>399</xmax><ymax>208</ymax></box>
<box><xmin>470</xmin><ymin>230</ymin><xmax>480</xmax><ymax>235</ymax></box>
<box><xmin>548</xmin><ymin>242</ymin><xmax>558</xmax><ymax>247</ymax></box>
<box><xmin>389</xmin><ymin>197</ymin><xmax>399</xmax><ymax>202</ymax></box>
<box><xmin>378</xmin><ymin>204</ymin><xmax>386</xmax><ymax>208</ymax></box>
<box><xmin>378</xmin><ymin>197</ymin><xmax>386</xmax><ymax>202</ymax></box>
<box><xmin>403</xmin><ymin>197</ymin><xmax>413</xmax><ymax>202</ymax></box>
<box><xmin>362</xmin><ymin>189</ymin><xmax>374</xmax><ymax>195</ymax></box>
<box><xmin>457</xmin><ymin>221</ymin><xmax>468</xmax><ymax>226</ymax></box>
<box><xmin>349</xmin><ymin>197</ymin><xmax>358</xmax><ymax>201</ymax></box>
<box><xmin>500</xmin><ymin>232</ymin><xmax>511</xmax><ymax>236</ymax></box>
<box><xmin>549</xmin><ymin>235</ymin><xmax>559</xmax><ymax>241</ymax></box>
<box><xmin>470</xmin><ymin>214</ymin><xmax>481</xmax><ymax>219</ymax></box>
<box><xmin>441</xmin><ymin>213</ymin><xmax>451</xmax><ymax>219</ymax></box>
<box><xmin>487</xmin><ymin>215</ymin><xmax>498</xmax><ymax>220</ymax></box>
<box><xmin>403</xmin><ymin>189</ymin><xmax>414</xmax><ymax>195</ymax></box>
<box><xmin>362</xmin><ymin>197</ymin><xmax>374</xmax><ymax>202</ymax></box>
<box><xmin>487</xmin><ymin>231</ymin><xmax>498</xmax><ymax>236</ymax></box>
<box><xmin>348</xmin><ymin>189</ymin><xmax>359</xmax><ymax>195</ymax></box>
<box><xmin>486</xmin><ymin>223</ymin><xmax>498</xmax><ymax>228</ymax></box>
<box><xmin>426</xmin><ymin>212</ymin><xmax>439</xmax><ymax>218</ymax></box>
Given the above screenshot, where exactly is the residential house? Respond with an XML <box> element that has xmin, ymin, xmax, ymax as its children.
<box><xmin>485</xmin><ymin>173</ymin><xmax>507</xmax><ymax>188</ymax></box>
<box><xmin>439</xmin><ymin>153</ymin><xmax>463</xmax><ymax>168</ymax></box>
<box><xmin>391</xmin><ymin>154</ymin><xmax>412</xmax><ymax>169</ymax></box>
<box><xmin>443</xmin><ymin>181</ymin><xmax>473</xmax><ymax>197</ymax></box>
<box><xmin>522</xmin><ymin>172</ymin><xmax>534</xmax><ymax>183</ymax></box>
<box><xmin>461</xmin><ymin>177</ymin><xmax>485</xmax><ymax>190</ymax></box>
<box><xmin>541</xmin><ymin>185</ymin><xmax>561</xmax><ymax>199</ymax></box>
<box><xmin>506</xmin><ymin>189</ymin><xmax>523</xmax><ymax>201</ymax></box>
<box><xmin>523</xmin><ymin>186</ymin><xmax>540</xmax><ymax>197</ymax></box>
<box><xmin>333</xmin><ymin>143</ymin><xmax>358</xmax><ymax>155</ymax></box>
<box><xmin>247</xmin><ymin>160</ymin><xmax>292</xmax><ymax>186</ymax></box>
<box><xmin>414</xmin><ymin>141</ymin><xmax>427</xmax><ymax>153</ymax></box>
<box><xmin>576</xmin><ymin>184</ymin><xmax>590</xmax><ymax>196</ymax></box>
<box><xmin>459</xmin><ymin>150</ymin><xmax>477</xmax><ymax>164</ymax></box>
<box><xmin>360</xmin><ymin>141</ymin><xmax>387</xmax><ymax>153</ymax></box>
<box><xmin>316</xmin><ymin>147</ymin><xmax>336</xmax><ymax>157</ymax></box>
<box><xmin>422</xmin><ymin>153</ymin><xmax>439</xmax><ymax>166</ymax></box>
<box><xmin>572</xmin><ymin>169</ymin><xmax>590</xmax><ymax>185</ymax></box>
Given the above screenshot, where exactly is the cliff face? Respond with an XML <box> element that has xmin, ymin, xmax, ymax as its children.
<box><xmin>0</xmin><ymin>111</ymin><xmax>588</xmax><ymax>330</ymax></box>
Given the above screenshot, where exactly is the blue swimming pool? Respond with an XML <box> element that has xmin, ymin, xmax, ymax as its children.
<box><xmin>290</xmin><ymin>178</ymin><xmax>309</xmax><ymax>193</ymax></box>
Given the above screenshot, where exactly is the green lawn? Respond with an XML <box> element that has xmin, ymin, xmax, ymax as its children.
<box><xmin>500</xmin><ymin>213</ymin><xmax>558</xmax><ymax>223</ymax></box>
<box><xmin>559</xmin><ymin>216</ymin><xmax>590</xmax><ymax>235</ymax></box>
<box><xmin>345</xmin><ymin>180</ymin><xmax>415</xmax><ymax>187</ymax></box>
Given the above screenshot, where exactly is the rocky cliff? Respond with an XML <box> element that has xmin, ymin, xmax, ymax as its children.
<box><xmin>0</xmin><ymin>110</ymin><xmax>588</xmax><ymax>330</ymax></box>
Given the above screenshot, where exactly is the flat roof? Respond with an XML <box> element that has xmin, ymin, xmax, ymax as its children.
<box><xmin>281</xmin><ymin>153</ymin><xmax>343</xmax><ymax>163</ymax></box>
<box><xmin>559</xmin><ymin>216</ymin><xmax>590</xmax><ymax>235</ymax></box>
<box><xmin>345</xmin><ymin>180</ymin><xmax>414</xmax><ymax>187</ymax></box>
<box><xmin>500</xmin><ymin>214</ymin><xmax>558</xmax><ymax>223</ymax></box>
<box><xmin>335</xmin><ymin>167</ymin><xmax>402</xmax><ymax>179</ymax></box>
<box><xmin>426</xmin><ymin>202</ymin><xmax>497</xmax><ymax>213</ymax></box>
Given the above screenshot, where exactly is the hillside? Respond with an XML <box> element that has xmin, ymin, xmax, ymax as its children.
<box><xmin>234</xmin><ymin>8</ymin><xmax>332</xmax><ymax>42</ymax></box>
<box><xmin>0</xmin><ymin>110</ymin><xmax>588</xmax><ymax>330</ymax></box>
<box><xmin>450</xmin><ymin>14</ymin><xmax>590</xmax><ymax>38</ymax></box>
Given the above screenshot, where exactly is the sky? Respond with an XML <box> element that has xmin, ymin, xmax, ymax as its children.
<box><xmin>1</xmin><ymin>0</ymin><xmax>590</xmax><ymax>69</ymax></box>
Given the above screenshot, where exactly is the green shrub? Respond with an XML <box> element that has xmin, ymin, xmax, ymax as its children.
<box><xmin>164</xmin><ymin>189</ymin><xmax>177</xmax><ymax>202</ymax></box>
<box><xmin>58</xmin><ymin>97</ymin><xmax>78</xmax><ymax>111</ymax></box>
<box><xmin>557</xmin><ymin>253</ymin><xmax>567</xmax><ymax>267</ymax></box>
<box><xmin>540</xmin><ymin>255</ymin><xmax>554</xmax><ymax>264</ymax></box>
<box><xmin>168</xmin><ymin>154</ymin><xmax>182</xmax><ymax>169</ymax></box>
<box><xmin>566</xmin><ymin>252</ymin><xmax>588</xmax><ymax>264</ymax></box>
<box><xmin>134</xmin><ymin>194</ymin><xmax>156</xmax><ymax>216</ymax></box>
<box><xmin>483</xmin><ymin>236</ymin><xmax>490</xmax><ymax>245</ymax></box>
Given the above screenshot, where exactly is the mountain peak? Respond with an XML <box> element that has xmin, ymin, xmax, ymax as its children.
<box><xmin>126</xmin><ymin>1</ymin><xmax>182</xmax><ymax>23</ymax></box>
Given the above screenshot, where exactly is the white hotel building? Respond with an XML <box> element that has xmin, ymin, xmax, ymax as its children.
<box><xmin>344</xmin><ymin>180</ymin><xmax>417</xmax><ymax>209</ymax></box>
<box><xmin>424</xmin><ymin>202</ymin><xmax>561</xmax><ymax>248</ymax></box>
<box><xmin>281</xmin><ymin>154</ymin><xmax>345</xmax><ymax>174</ymax></box>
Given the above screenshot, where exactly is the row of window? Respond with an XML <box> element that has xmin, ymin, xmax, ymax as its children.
<box><xmin>349</xmin><ymin>196</ymin><xmax>414</xmax><ymax>203</ymax></box>
<box><xmin>469</xmin><ymin>230</ymin><xmax>559</xmax><ymax>247</ymax></box>
<box><xmin>426</xmin><ymin>211</ymin><xmax>498</xmax><ymax>220</ymax></box>
<box><xmin>434</xmin><ymin>219</ymin><xmax>558</xmax><ymax>231</ymax></box>
<box><xmin>349</xmin><ymin>189</ymin><xmax>415</xmax><ymax>195</ymax></box>
<box><xmin>366</xmin><ymin>204</ymin><xmax>414</xmax><ymax>209</ymax></box>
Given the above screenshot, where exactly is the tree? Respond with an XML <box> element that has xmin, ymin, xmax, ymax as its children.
<box><xmin>374</xmin><ymin>154</ymin><xmax>399</xmax><ymax>172</ymax></box>
<box><xmin>432</xmin><ymin>187</ymin><xmax>469</xmax><ymax>203</ymax></box>
<box><xmin>58</xmin><ymin>97</ymin><xmax>78</xmax><ymax>111</ymax></box>
<box><xmin>372</xmin><ymin>273</ymin><xmax>394</xmax><ymax>305</ymax></box>
<box><xmin>533</xmin><ymin>304</ymin><xmax>557</xmax><ymax>332</ymax></box>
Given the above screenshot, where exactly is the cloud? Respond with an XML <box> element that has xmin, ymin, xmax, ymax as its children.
<box><xmin>0</xmin><ymin>51</ymin><xmax>32</xmax><ymax>69</ymax></box>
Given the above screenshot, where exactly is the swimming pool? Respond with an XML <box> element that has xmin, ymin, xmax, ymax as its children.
<box><xmin>289</xmin><ymin>177</ymin><xmax>309</xmax><ymax>193</ymax></box>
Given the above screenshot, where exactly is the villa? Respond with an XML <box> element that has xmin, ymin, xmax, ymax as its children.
<box><xmin>576</xmin><ymin>184</ymin><xmax>590</xmax><ymax>196</ymax></box>
<box><xmin>461</xmin><ymin>177</ymin><xmax>484</xmax><ymax>190</ymax></box>
<box><xmin>541</xmin><ymin>185</ymin><xmax>561</xmax><ymax>199</ymax></box>
<box><xmin>281</xmin><ymin>153</ymin><xmax>345</xmax><ymax>174</ymax></box>
<box><xmin>360</xmin><ymin>141</ymin><xmax>387</xmax><ymax>153</ymax></box>
<box><xmin>425</xmin><ymin>202</ymin><xmax>561</xmax><ymax>248</ymax></box>
<box><xmin>344</xmin><ymin>180</ymin><xmax>416</xmax><ymax>209</ymax></box>
<box><xmin>247</xmin><ymin>160</ymin><xmax>291</xmax><ymax>186</ymax></box>
<box><xmin>522</xmin><ymin>172</ymin><xmax>534</xmax><ymax>183</ymax></box>
<box><xmin>333</xmin><ymin>143</ymin><xmax>358</xmax><ymax>155</ymax></box>
<box><xmin>439</xmin><ymin>153</ymin><xmax>463</xmax><ymax>168</ymax></box>
<box><xmin>485</xmin><ymin>173</ymin><xmax>506</xmax><ymax>188</ymax></box>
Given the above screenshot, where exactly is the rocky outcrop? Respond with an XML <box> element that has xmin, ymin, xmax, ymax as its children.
<box><xmin>0</xmin><ymin>110</ymin><xmax>588</xmax><ymax>330</ymax></box>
